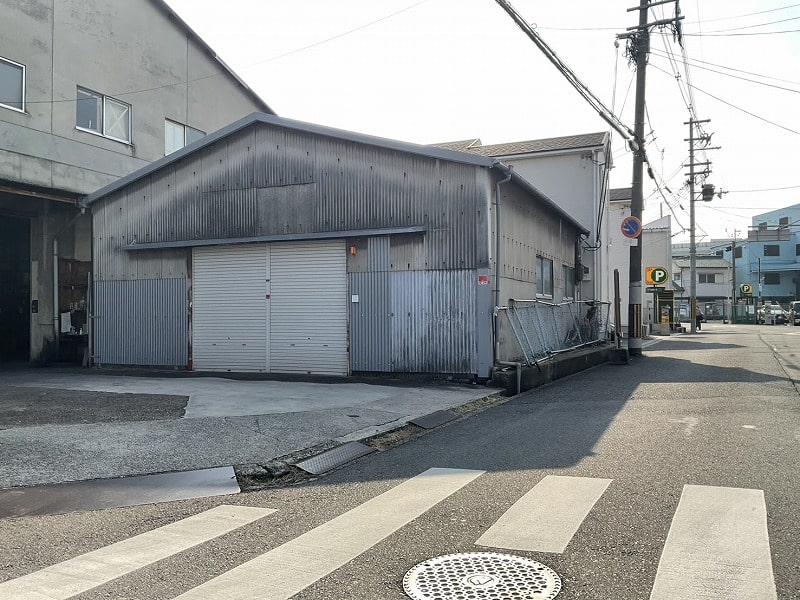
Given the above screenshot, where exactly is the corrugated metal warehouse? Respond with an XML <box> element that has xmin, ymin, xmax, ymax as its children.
<box><xmin>83</xmin><ymin>113</ymin><xmax>587</xmax><ymax>378</ymax></box>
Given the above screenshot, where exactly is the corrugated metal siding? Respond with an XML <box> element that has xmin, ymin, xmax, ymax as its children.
<box><xmin>192</xmin><ymin>244</ymin><xmax>268</xmax><ymax>372</ymax></box>
<box><xmin>389</xmin><ymin>270</ymin><xmax>477</xmax><ymax>374</ymax></box>
<box><xmin>269</xmin><ymin>240</ymin><xmax>348</xmax><ymax>376</ymax></box>
<box><xmin>349</xmin><ymin>271</ymin><xmax>391</xmax><ymax>371</ymax></box>
<box><xmin>92</xmin><ymin>122</ymin><xmax>489</xmax><ymax>282</ymax></box>
<box><xmin>93</xmin><ymin>279</ymin><xmax>187</xmax><ymax>366</ymax></box>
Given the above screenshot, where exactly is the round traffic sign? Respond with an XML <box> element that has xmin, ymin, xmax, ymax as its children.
<box><xmin>740</xmin><ymin>283</ymin><xmax>753</xmax><ymax>295</ymax></box>
<box><xmin>621</xmin><ymin>216</ymin><xmax>642</xmax><ymax>239</ymax></box>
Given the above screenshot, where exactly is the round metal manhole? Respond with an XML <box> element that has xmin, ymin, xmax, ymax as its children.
<box><xmin>403</xmin><ymin>552</ymin><xmax>562</xmax><ymax>599</ymax></box>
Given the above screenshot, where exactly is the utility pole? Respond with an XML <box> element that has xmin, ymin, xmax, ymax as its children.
<box><xmin>626</xmin><ymin>0</ymin><xmax>649</xmax><ymax>355</ymax></box>
<box><xmin>731</xmin><ymin>235</ymin><xmax>737</xmax><ymax>323</ymax></box>
<box><xmin>685</xmin><ymin>118</ymin><xmax>719</xmax><ymax>333</ymax></box>
<box><xmin>618</xmin><ymin>0</ymin><xmax>682</xmax><ymax>355</ymax></box>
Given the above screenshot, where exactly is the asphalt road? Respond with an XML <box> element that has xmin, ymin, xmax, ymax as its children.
<box><xmin>0</xmin><ymin>322</ymin><xmax>798</xmax><ymax>600</ymax></box>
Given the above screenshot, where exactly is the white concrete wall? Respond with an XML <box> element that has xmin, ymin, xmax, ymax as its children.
<box><xmin>500</xmin><ymin>149</ymin><xmax>610</xmax><ymax>302</ymax></box>
<box><xmin>0</xmin><ymin>0</ymin><xmax>268</xmax><ymax>195</ymax></box>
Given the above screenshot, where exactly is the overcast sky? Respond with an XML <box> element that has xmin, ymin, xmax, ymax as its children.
<box><xmin>164</xmin><ymin>0</ymin><xmax>800</xmax><ymax>245</ymax></box>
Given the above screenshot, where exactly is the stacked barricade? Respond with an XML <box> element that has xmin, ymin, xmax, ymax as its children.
<box><xmin>496</xmin><ymin>300</ymin><xmax>611</xmax><ymax>365</ymax></box>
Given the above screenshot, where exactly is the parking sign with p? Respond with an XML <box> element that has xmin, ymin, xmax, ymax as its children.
<box><xmin>646</xmin><ymin>267</ymin><xmax>669</xmax><ymax>286</ymax></box>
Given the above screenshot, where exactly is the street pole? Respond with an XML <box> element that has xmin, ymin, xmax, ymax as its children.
<box><xmin>688</xmin><ymin>119</ymin><xmax>697</xmax><ymax>334</ymax></box>
<box><xmin>627</xmin><ymin>0</ymin><xmax>650</xmax><ymax>356</ymax></box>
<box><xmin>731</xmin><ymin>232</ymin><xmax>737</xmax><ymax>324</ymax></box>
<box><xmin>685</xmin><ymin>117</ymin><xmax>711</xmax><ymax>334</ymax></box>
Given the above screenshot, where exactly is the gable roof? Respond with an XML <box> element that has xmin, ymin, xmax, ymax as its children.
<box><xmin>429</xmin><ymin>139</ymin><xmax>482</xmax><ymax>152</ymax></box>
<box><xmin>610</xmin><ymin>188</ymin><xmax>632</xmax><ymax>202</ymax></box>
<box><xmin>82</xmin><ymin>112</ymin><xmax>496</xmax><ymax>206</ymax></box>
<box><xmin>432</xmin><ymin>132</ymin><xmax>609</xmax><ymax>158</ymax></box>
<box><xmin>152</xmin><ymin>0</ymin><xmax>273</xmax><ymax>115</ymax></box>
<box><xmin>80</xmin><ymin>112</ymin><xmax>589</xmax><ymax>235</ymax></box>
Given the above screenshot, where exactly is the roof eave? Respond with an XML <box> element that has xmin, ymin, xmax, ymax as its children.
<box><xmin>82</xmin><ymin>113</ymin><xmax>496</xmax><ymax>206</ymax></box>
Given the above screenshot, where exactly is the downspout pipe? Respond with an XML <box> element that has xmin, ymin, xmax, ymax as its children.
<box><xmin>492</xmin><ymin>164</ymin><xmax>519</xmax><ymax>394</ymax></box>
<box><xmin>493</xmin><ymin>163</ymin><xmax>514</xmax><ymax>361</ymax></box>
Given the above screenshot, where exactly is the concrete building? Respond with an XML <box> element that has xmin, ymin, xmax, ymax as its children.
<box><xmin>0</xmin><ymin>0</ymin><xmax>272</xmax><ymax>364</ymax></box>
<box><xmin>721</xmin><ymin>204</ymin><xmax>800</xmax><ymax>307</ymax></box>
<box><xmin>672</xmin><ymin>256</ymin><xmax>732</xmax><ymax>320</ymax></box>
<box><xmin>606</xmin><ymin>188</ymin><xmax>675</xmax><ymax>330</ymax></box>
<box><xmin>82</xmin><ymin>113</ymin><xmax>587</xmax><ymax>379</ymax></box>
<box><xmin>436</xmin><ymin>133</ymin><xmax>611</xmax><ymax>303</ymax></box>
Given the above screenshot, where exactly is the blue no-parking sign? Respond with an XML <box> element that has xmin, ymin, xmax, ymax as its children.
<box><xmin>621</xmin><ymin>216</ymin><xmax>642</xmax><ymax>239</ymax></box>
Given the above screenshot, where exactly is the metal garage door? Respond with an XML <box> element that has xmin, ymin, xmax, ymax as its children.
<box><xmin>270</xmin><ymin>240</ymin><xmax>348</xmax><ymax>376</ymax></box>
<box><xmin>192</xmin><ymin>240</ymin><xmax>347</xmax><ymax>375</ymax></box>
<box><xmin>192</xmin><ymin>244</ymin><xmax>269</xmax><ymax>372</ymax></box>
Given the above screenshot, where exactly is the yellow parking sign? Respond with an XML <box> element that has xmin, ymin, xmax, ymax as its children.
<box><xmin>740</xmin><ymin>283</ymin><xmax>753</xmax><ymax>295</ymax></box>
<box><xmin>646</xmin><ymin>267</ymin><xmax>669</xmax><ymax>286</ymax></box>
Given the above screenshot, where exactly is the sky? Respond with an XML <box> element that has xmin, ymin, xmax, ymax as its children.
<box><xmin>164</xmin><ymin>0</ymin><xmax>800</xmax><ymax>245</ymax></box>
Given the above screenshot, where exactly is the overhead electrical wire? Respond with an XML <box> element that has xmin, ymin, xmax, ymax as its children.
<box><xmin>649</xmin><ymin>63</ymin><xmax>800</xmax><ymax>136</ymax></box>
<box><xmin>24</xmin><ymin>0</ymin><xmax>430</xmax><ymax>104</ymax></box>
<box><xmin>649</xmin><ymin>48</ymin><xmax>800</xmax><ymax>91</ymax></box>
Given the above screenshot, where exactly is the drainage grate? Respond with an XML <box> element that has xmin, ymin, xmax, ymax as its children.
<box><xmin>410</xmin><ymin>409</ymin><xmax>457</xmax><ymax>429</ymax></box>
<box><xmin>295</xmin><ymin>441</ymin><xmax>374</xmax><ymax>475</ymax></box>
<box><xmin>403</xmin><ymin>552</ymin><xmax>561</xmax><ymax>599</ymax></box>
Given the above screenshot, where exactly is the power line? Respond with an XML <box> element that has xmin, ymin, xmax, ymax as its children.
<box><xmin>649</xmin><ymin>50</ymin><xmax>800</xmax><ymax>95</ymax></box>
<box><xmin>697</xmin><ymin>14</ymin><xmax>800</xmax><ymax>34</ymax></box>
<box><xmin>678</xmin><ymin>28</ymin><xmax>800</xmax><ymax>37</ymax></box>
<box><xmin>22</xmin><ymin>0</ymin><xmax>430</xmax><ymax>105</ymax></box>
<box><xmin>725</xmin><ymin>185</ymin><xmax>800</xmax><ymax>193</ymax></box>
<box><xmin>649</xmin><ymin>63</ymin><xmax>800</xmax><ymax>136</ymax></box>
<box><xmin>648</xmin><ymin>49</ymin><xmax>800</xmax><ymax>86</ymax></box>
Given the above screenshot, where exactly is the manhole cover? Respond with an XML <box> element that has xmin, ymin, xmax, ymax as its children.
<box><xmin>403</xmin><ymin>552</ymin><xmax>561</xmax><ymax>599</ymax></box>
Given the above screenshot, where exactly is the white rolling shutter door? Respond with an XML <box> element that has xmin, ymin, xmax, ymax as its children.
<box><xmin>270</xmin><ymin>240</ymin><xmax>348</xmax><ymax>376</ymax></box>
<box><xmin>192</xmin><ymin>245</ymin><xmax>268</xmax><ymax>372</ymax></box>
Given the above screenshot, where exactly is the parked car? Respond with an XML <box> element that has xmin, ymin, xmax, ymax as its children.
<box><xmin>791</xmin><ymin>301</ymin><xmax>800</xmax><ymax>326</ymax></box>
<box><xmin>759</xmin><ymin>303</ymin><xmax>787</xmax><ymax>325</ymax></box>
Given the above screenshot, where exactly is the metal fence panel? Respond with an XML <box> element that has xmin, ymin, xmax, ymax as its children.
<box><xmin>497</xmin><ymin>300</ymin><xmax>611</xmax><ymax>364</ymax></box>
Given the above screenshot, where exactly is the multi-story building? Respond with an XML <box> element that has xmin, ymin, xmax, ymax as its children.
<box><xmin>0</xmin><ymin>0</ymin><xmax>272</xmax><ymax>363</ymax></box>
<box><xmin>729</xmin><ymin>205</ymin><xmax>800</xmax><ymax>306</ymax></box>
<box><xmin>435</xmin><ymin>133</ymin><xmax>612</xmax><ymax>304</ymax></box>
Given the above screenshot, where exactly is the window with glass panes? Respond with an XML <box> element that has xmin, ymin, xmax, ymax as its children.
<box><xmin>0</xmin><ymin>56</ymin><xmax>24</xmax><ymax>111</ymax></box>
<box><xmin>76</xmin><ymin>87</ymin><xmax>130</xmax><ymax>142</ymax></box>
<box><xmin>165</xmin><ymin>119</ymin><xmax>205</xmax><ymax>155</ymax></box>
<box><xmin>536</xmin><ymin>256</ymin><xmax>553</xmax><ymax>297</ymax></box>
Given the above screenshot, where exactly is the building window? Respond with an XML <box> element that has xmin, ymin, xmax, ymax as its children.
<box><xmin>0</xmin><ymin>56</ymin><xmax>25</xmax><ymax>112</ymax></box>
<box><xmin>795</xmin><ymin>243</ymin><xmax>800</xmax><ymax>256</ymax></box>
<box><xmin>764</xmin><ymin>244</ymin><xmax>780</xmax><ymax>257</ymax></box>
<box><xmin>734</xmin><ymin>246</ymin><xmax>743</xmax><ymax>259</ymax></box>
<box><xmin>698</xmin><ymin>273</ymin><xmax>717</xmax><ymax>284</ymax></box>
<box><xmin>536</xmin><ymin>256</ymin><xmax>553</xmax><ymax>298</ymax></box>
<box><xmin>764</xmin><ymin>272</ymin><xmax>780</xmax><ymax>285</ymax></box>
<box><xmin>563</xmin><ymin>265</ymin><xmax>575</xmax><ymax>300</ymax></box>
<box><xmin>76</xmin><ymin>87</ymin><xmax>131</xmax><ymax>143</ymax></box>
<box><xmin>673</xmin><ymin>272</ymin><xmax>681</xmax><ymax>283</ymax></box>
<box><xmin>165</xmin><ymin>119</ymin><xmax>205</xmax><ymax>155</ymax></box>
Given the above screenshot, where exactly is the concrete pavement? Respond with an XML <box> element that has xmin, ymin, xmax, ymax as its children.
<box><xmin>0</xmin><ymin>369</ymin><xmax>499</xmax><ymax>490</ymax></box>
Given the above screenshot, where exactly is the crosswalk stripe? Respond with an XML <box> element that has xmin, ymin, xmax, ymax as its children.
<box><xmin>650</xmin><ymin>485</ymin><xmax>777</xmax><ymax>600</ymax></box>
<box><xmin>475</xmin><ymin>475</ymin><xmax>613</xmax><ymax>553</ymax></box>
<box><xmin>0</xmin><ymin>505</ymin><xmax>274</xmax><ymax>600</ymax></box>
<box><xmin>175</xmin><ymin>467</ymin><xmax>484</xmax><ymax>600</ymax></box>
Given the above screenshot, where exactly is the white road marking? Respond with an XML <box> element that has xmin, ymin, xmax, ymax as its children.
<box><xmin>475</xmin><ymin>475</ymin><xmax>613</xmax><ymax>553</ymax></box>
<box><xmin>650</xmin><ymin>485</ymin><xmax>777</xmax><ymax>600</ymax></box>
<box><xmin>0</xmin><ymin>505</ymin><xmax>274</xmax><ymax>600</ymax></box>
<box><xmin>175</xmin><ymin>467</ymin><xmax>484</xmax><ymax>599</ymax></box>
<box><xmin>668</xmin><ymin>417</ymin><xmax>699</xmax><ymax>436</ymax></box>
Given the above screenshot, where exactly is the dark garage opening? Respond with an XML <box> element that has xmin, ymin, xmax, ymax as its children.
<box><xmin>0</xmin><ymin>215</ymin><xmax>31</xmax><ymax>362</ymax></box>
